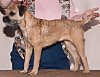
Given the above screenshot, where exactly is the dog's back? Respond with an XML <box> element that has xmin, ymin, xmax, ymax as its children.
<box><xmin>23</xmin><ymin>13</ymin><xmax>85</xmax><ymax>47</ymax></box>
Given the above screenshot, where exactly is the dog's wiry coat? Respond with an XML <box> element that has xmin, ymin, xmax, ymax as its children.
<box><xmin>2</xmin><ymin>3</ymin><xmax>100</xmax><ymax>76</ymax></box>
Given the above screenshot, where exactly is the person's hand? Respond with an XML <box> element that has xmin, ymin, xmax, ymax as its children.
<box><xmin>0</xmin><ymin>0</ymin><xmax>12</xmax><ymax>8</ymax></box>
<box><xmin>71</xmin><ymin>7</ymin><xmax>99</xmax><ymax>21</ymax></box>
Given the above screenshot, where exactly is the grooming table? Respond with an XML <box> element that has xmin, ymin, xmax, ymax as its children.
<box><xmin>0</xmin><ymin>70</ymin><xmax>100</xmax><ymax>77</ymax></box>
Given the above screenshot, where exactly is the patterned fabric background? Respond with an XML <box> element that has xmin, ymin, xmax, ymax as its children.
<box><xmin>59</xmin><ymin>0</ymin><xmax>70</xmax><ymax>19</ymax></box>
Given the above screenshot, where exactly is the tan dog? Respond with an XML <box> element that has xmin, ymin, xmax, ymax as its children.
<box><xmin>2</xmin><ymin>3</ymin><xmax>99</xmax><ymax>76</ymax></box>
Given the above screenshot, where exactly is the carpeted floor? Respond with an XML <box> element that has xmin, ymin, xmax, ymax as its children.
<box><xmin>0</xmin><ymin>70</ymin><xmax>100</xmax><ymax>77</ymax></box>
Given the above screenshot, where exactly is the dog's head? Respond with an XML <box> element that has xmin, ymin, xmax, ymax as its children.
<box><xmin>1</xmin><ymin>2</ymin><xmax>26</xmax><ymax>37</ymax></box>
<box><xmin>3</xmin><ymin>1</ymin><xmax>26</xmax><ymax>24</ymax></box>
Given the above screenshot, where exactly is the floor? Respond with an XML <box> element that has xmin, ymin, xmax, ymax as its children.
<box><xmin>0</xmin><ymin>70</ymin><xmax>100</xmax><ymax>77</ymax></box>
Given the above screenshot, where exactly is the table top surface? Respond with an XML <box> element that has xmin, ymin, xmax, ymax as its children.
<box><xmin>0</xmin><ymin>70</ymin><xmax>100</xmax><ymax>77</ymax></box>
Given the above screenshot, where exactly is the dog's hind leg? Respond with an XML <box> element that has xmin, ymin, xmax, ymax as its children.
<box><xmin>20</xmin><ymin>42</ymin><xmax>33</xmax><ymax>73</ymax></box>
<box><xmin>64</xmin><ymin>41</ymin><xmax>80</xmax><ymax>72</ymax></box>
<box><xmin>72</xmin><ymin>30</ymin><xmax>89</xmax><ymax>73</ymax></box>
<box><xmin>28</xmin><ymin>45</ymin><xmax>42</xmax><ymax>76</ymax></box>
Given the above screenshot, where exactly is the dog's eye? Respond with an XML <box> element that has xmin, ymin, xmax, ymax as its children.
<box><xmin>9</xmin><ymin>11</ymin><xmax>16</xmax><ymax>16</ymax></box>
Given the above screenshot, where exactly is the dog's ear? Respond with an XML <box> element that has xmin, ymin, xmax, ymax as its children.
<box><xmin>17</xmin><ymin>4</ymin><xmax>26</xmax><ymax>17</ymax></box>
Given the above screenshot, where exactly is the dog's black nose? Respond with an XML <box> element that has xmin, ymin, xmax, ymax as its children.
<box><xmin>3</xmin><ymin>16</ymin><xmax>11</xmax><ymax>22</ymax></box>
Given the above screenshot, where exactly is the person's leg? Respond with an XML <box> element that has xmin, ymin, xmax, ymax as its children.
<box><xmin>11</xmin><ymin>43</ymin><xmax>70</xmax><ymax>70</ymax></box>
<box><xmin>10</xmin><ymin>43</ymin><xmax>24</xmax><ymax>70</ymax></box>
<box><xmin>29</xmin><ymin>42</ymin><xmax>70</xmax><ymax>70</ymax></box>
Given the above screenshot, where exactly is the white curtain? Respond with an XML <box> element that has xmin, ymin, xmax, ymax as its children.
<box><xmin>72</xmin><ymin>0</ymin><xmax>100</xmax><ymax>70</ymax></box>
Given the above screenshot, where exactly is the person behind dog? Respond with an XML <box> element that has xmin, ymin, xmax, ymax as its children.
<box><xmin>0</xmin><ymin>0</ymin><xmax>70</xmax><ymax>70</ymax></box>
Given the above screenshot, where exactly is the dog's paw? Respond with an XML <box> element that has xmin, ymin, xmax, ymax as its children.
<box><xmin>28</xmin><ymin>70</ymin><xmax>38</xmax><ymax>76</ymax></box>
<box><xmin>83</xmin><ymin>70</ymin><xmax>90</xmax><ymax>74</ymax></box>
<box><xmin>70</xmin><ymin>68</ymin><xmax>78</xmax><ymax>72</ymax></box>
<box><xmin>20</xmin><ymin>70</ymin><xmax>27</xmax><ymax>73</ymax></box>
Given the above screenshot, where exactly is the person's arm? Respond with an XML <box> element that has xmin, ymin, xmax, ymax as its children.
<box><xmin>0</xmin><ymin>0</ymin><xmax>12</xmax><ymax>16</ymax></box>
<box><xmin>0</xmin><ymin>0</ymin><xmax>12</xmax><ymax>8</ymax></box>
<box><xmin>71</xmin><ymin>7</ymin><xmax>99</xmax><ymax>21</ymax></box>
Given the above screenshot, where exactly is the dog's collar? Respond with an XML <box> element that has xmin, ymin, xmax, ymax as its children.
<box><xmin>12</xmin><ymin>0</ymin><xmax>19</xmax><ymax>4</ymax></box>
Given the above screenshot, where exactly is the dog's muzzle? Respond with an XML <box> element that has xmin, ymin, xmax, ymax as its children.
<box><xmin>3</xmin><ymin>16</ymin><xmax>11</xmax><ymax>23</ymax></box>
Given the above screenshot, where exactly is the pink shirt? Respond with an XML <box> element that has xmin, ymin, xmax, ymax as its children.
<box><xmin>70</xmin><ymin>0</ymin><xmax>78</xmax><ymax>18</ymax></box>
<box><xmin>35</xmin><ymin>0</ymin><xmax>61</xmax><ymax>20</ymax></box>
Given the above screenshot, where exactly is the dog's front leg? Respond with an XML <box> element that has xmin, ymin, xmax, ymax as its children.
<box><xmin>20</xmin><ymin>42</ymin><xmax>33</xmax><ymax>73</ymax></box>
<box><xmin>28</xmin><ymin>46</ymin><xmax>42</xmax><ymax>76</ymax></box>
